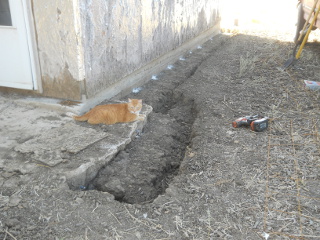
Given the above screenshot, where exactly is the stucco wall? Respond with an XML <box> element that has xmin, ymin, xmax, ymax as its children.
<box><xmin>32</xmin><ymin>0</ymin><xmax>220</xmax><ymax>100</ymax></box>
<box><xmin>32</xmin><ymin>0</ymin><xmax>85</xmax><ymax>100</ymax></box>
<box><xmin>81</xmin><ymin>0</ymin><xmax>220</xmax><ymax>98</ymax></box>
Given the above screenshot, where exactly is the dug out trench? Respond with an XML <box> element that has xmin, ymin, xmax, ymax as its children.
<box><xmin>68</xmin><ymin>77</ymin><xmax>201</xmax><ymax>204</ymax></box>
<box><xmin>89</xmin><ymin>92</ymin><xmax>197</xmax><ymax>204</ymax></box>
<box><xmin>68</xmin><ymin>37</ymin><xmax>222</xmax><ymax>204</ymax></box>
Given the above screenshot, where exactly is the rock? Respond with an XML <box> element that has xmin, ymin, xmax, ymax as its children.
<box><xmin>5</xmin><ymin>218</ymin><xmax>20</xmax><ymax>228</ymax></box>
<box><xmin>165</xmin><ymin>185</ymin><xmax>179</xmax><ymax>198</ymax></box>
<box><xmin>3</xmin><ymin>177</ymin><xmax>20</xmax><ymax>189</ymax></box>
<box><xmin>103</xmin><ymin>179</ymin><xmax>125</xmax><ymax>199</ymax></box>
<box><xmin>75</xmin><ymin>197</ymin><xmax>84</xmax><ymax>205</ymax></box>
<box><xmin>135</xmin><ymin>231</ymin><xmax>142</xmax><ymax>239</ymax></box>
<box><xmin>8</xmin><ymin>195</ymin><xmax>22</xmax><ymax>207</ymax></box>
<box><xmin>15</xmin><ymin>122</ymin><xmax>110</xmax><ymax>167</ymax></box>
<box><xmin>2</xmin><ymin>172</ymin><xmax>16</xmax><ymax>178</ymax></box>
<box><xmin>226</xmin><ymin>130</ymin><xmax>235</xmax><ymax>135</ymax></box>
<box><xmin>18</xmin><ymin>163</ymin><xmax>37</xmax><ymax>174</ymax></box>
<box><xmin>0</xmin><ymin>195</ymin><xmax>9</xmax><ymax>208</ymax></box>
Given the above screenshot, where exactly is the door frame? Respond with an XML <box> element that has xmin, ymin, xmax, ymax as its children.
<box><xmin>19</xmin><ymin>0</ymin><xmax>42</xmax><ymax>92</ymax></box>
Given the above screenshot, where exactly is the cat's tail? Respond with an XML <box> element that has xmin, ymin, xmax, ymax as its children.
<box><xmin>72</xmin><ymin>113</ymin><xmax>90</xmax><ymax>122</ymax></box>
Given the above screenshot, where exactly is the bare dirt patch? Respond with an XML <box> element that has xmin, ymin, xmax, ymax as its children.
<box><xmin>1</xmin><ymin>27</ymin><xmax>320</xmax><ymax>240</ymax></box>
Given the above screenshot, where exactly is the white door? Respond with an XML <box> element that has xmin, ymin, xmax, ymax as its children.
<box><xmin>0</xmin><ymin>0</ymin><xmax>37</xmax><ymax>90</ymax></box>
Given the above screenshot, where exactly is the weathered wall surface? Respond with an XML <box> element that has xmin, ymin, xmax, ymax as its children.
<box><xmin>80</xmin><ymin>0</ymin><xmax>220</xmax><ymax>98</ymax></box>
<box><xmin>32</xmin><ymin>0</ymin><xmax>85</xmax><ymax>100</ymax></box>
<box><xmin>32</xmin><ymin>0</ymin><xmax>219</xmax><ymax>100</ymax></box>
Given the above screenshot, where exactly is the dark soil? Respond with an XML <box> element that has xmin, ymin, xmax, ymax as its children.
<box><xmin>91</xmin><ymin>94</ymin><xmax>197</xmax><ymax>204</ymax></box>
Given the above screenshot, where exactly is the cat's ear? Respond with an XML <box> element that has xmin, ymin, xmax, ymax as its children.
<box><xmin>128</xmin><ymin>98</ymin><xmax>132</xmax><ymax>102</ymax></box>
<box><xmin>138</xmin><ymin>99</ymin><xmax>142</xmax><ymax>104</ymax></box>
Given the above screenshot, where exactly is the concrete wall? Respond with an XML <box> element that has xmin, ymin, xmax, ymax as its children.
<box><xmin>32</xmin><ymin>0</ymin><xmax>85</xmax><ymax>100</ymax></box>
<box><xmin>81</xmin><ymin>0</ymin><xmax>220</xmax><ymax>99</ymax></box>
<box><xmin>32</xmin><ymin>0</ymin><xmax>220</xmax><ymax>101</ymax></box>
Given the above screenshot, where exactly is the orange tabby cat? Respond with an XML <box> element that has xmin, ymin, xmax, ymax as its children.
<box><xmin>73</xmin><ymin>98</ymin><xmax>145</xmax><ymax>125</ymax></box>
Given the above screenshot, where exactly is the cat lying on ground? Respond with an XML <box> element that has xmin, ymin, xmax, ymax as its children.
<box><xmin>72</xmin><ymin>98</ymin><xmax>145</xmax><ymax>125</ymax></box>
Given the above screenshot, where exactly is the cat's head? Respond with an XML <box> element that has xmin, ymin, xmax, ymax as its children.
<box><xmin>128</xmin><ymin>98</ymin><xmax>142</xmax><ymax>114</ymax></box>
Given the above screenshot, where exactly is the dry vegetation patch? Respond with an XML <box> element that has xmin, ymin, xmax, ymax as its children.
<box><xmin>1</xmin><ymin>26</ymin><xmax>320</xmax><ymax>239</ymax></box>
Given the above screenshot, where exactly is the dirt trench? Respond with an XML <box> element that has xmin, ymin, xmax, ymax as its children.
<box><xmin>82</xmin><ymin>37</ymin><xmax>224</xmax><ymax>204</ymax></box>
<box><xmin>89</xmin><ymin>91</ymin><xmax>197</xmax><ymax>204</ymax></box>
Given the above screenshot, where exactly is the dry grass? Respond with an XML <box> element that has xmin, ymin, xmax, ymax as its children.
<box><xmin>261</xmin><ymin>70</ymin><xmax>320</xmax><ymax>239</ymax></box>
<box><xmin>239</xmin><ymin>52</ymin><xmax>259</xmax><ymax>77</ymax></box>
<box><xmin>3</xmin><ymin>21</ymin><xmax>320</xmax><ymax>240</ymax></box>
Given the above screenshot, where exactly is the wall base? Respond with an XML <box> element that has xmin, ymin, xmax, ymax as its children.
<box><xmin>80</xmin><ymin>24</ymin><xmax>220</xmax><ymax>114</ymax></box>
<box><xmin>6</xmin><ymin>24</ymin><xmax>220</xmax><ymax>115</ymax></box>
